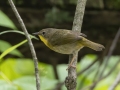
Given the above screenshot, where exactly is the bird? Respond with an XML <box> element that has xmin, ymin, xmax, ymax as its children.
<box><xmin>33</xmin><ymin>28</ymin><xmax>105</xmax><ymax>69</ymax></box>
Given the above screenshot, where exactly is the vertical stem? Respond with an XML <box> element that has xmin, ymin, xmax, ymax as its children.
<box><xmin>8</xmin><ymin>0</ymin><xmax>40</xmax><ymax>90</ymax></box>
<box><xmin>65</xmin><ymin>0</ymin><xmax>87</xmax><ymax>90</ymax></box>
<box><xmin>72</xmin><ymin>0</ymin><xmax>87</xmax><ymax>32</ymax></box>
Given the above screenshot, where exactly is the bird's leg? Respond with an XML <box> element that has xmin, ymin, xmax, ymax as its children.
<box><xmin>66</xmin><ymin>55</ymin><xmax>76</xmax><ymax>70</ymax></box>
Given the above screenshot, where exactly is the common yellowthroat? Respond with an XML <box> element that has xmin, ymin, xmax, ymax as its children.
<box><xmin>33</xmin><ymin>28</ymin><xmax>105</xmax><ymax>69</ymax></box>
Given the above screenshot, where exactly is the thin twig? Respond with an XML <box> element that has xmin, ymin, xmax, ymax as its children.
<box><xmin>109</xmin><ymin>72</ymin><xmax>120</xmax><ymax>90</ymax></box>
<box><xmin>78</xmin><ymin>67</ymin><xmax>95</xmax><ymax>90</ymax></box>
<box><xmin>99</xmin><ymin>28</ymin><xmax>120</xmax><ymax>79</ymax></box>
<box><xmin>65</xmin><ymin>0</ymin><xmax>87</xmax><ymax>90</ymax></box>
<box><xmin>89</xmin><ymin>28</ymin><xmax>120</xmax><ymax>90</ymax></box>
<box><xmin>53</xmin><ymin>82</ymin><xmax>64</xmax><ymax>90</ymax></box>
<box><xmin>77</xmin><ymin>56</ymin><xmax>99</xmax><ymax>76</ymax></box>
<box><xmin>81</xmin><ymin>58</ymin><xmax>120</xmax><ymax>90</ymax></box>
<box><xmin>93</xmin><ymin>40</ymin><xmax>111</xmax><ymax>82</ymax></box>
<box><xmin>89</xmin><ymin>42</ymin><xmax>111</xmax><ymax>90</ymax></box>
<box><xmin>89</xmin><ymin>59</ymin><xmax>120</xmax><ymax>90</ymax></box>
<box><xmin>8</xmin><ymin>0</ymin><xmax>40</xmax><ymax>90</ymax></box>
<box><xmin>77</xmin><ymin>49</ymin><xmax>107</xmax><ymax>90</ymax></box>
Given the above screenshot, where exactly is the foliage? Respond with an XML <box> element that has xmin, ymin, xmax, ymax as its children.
<box><xmin>0</xmin><ymin>40</ymin><xmax>23</xmax><ymax>58</ymax></box>
<box><xmin>77</xmin><ymin>55</ymin><xmax>120</xmax><ymax>90</ymax></box>
<box><xmin>0</xmin><ymin>30</ymin><xmax>37</xmax><ymax>60</ymax></box>
<box><xmin>0</xmin><ymin>10</ymin><xmax>17</xmax><ymax>29</ymax></box>
<box><xmin>0</xmin><ymin>58</ymin><xmax>58</xmax><ymax>90</ymax></box>
<box><xmin>69</xmin><ymin>0</ymin><xmax>77</xmax><ymax>4</ymax></box>
<box><xmin>0</xmin><ymin>11</ymin><xmax>37</xmax><ymax>59</ymax></box>
<box><xmin>45</xmin><ymin>7</ymin><xmax>73</xmax><ymax>26</ymax></box>
<box><xmin>0</xmin><ymin>55</ymin><xmax>120</xmax><ymax>90</ymax></box>
<box><xmin>0</xmin><ymin>10</ymin><xmax>58</xmax><ymax>90</ymax></box>
<box><xmin>105</xmin><ymin>0</ymin><xmax>120</xmax><ymax>9</ymax></box>
<box><xmin>0</xmin><ymin>4</ymin><xmax>120</xmax><ymax>90</ymax></box>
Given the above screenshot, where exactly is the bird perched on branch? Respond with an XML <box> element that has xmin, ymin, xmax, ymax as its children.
<box><xmin>33</xmin><ymin>28</ymin><xmax>105</xmax><ymax>69</ymax></box>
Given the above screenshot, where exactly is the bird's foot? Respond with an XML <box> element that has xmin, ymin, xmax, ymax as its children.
<box><xmin>66</xmin><ymin>64</ymin><xmax>76</xmax><ymax>70</ymax></box>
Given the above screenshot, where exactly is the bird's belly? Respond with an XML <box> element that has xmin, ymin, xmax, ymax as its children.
<box><xmin>51</xmin><ymin>43</ymin><xmax>84</xmax><ymax>54</ymax></box>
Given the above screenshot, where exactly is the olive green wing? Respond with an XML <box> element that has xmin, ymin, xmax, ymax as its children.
<box><xmin>48</xmin><ymin>30</ymin><xmax>83</xmax><ymax>46</ymax></box>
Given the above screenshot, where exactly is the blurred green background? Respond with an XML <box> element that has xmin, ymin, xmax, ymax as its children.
<box><xmin>0</xmin><ymin>0</ymin><xmax>120</xmax><ymax>90</ymax></box>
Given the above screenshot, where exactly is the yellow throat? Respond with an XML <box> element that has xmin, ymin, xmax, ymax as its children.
<box><xmin>39</xmin><ymin>35</ymin><xmax>49</xmax><ymax>47</ymax></box>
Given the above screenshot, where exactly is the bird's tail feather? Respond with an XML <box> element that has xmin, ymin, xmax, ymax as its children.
<box><xmin>81</xmin><ymin>38</ymin><xmax>105</xmax><ymax>51</ymax></box>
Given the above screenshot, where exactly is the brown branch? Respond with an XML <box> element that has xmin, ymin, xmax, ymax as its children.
<box><xmin>54</xmin><ymin>57</ymin><xmax>98</xmax><ymax>90</ymax></box>
<box><xmin>65</xmin><ymin>0</ymin><xmax>87</xmax><ymax>90</ymax></box>
<box><xmin>54</xmin><ymin>51</ymin><xmax>106</xmax><ymax>90</ymax></box>
<box><xmin>8</xmin><ymin>0</ymin><xmax>40</xmax><ymax>90</ymax></box>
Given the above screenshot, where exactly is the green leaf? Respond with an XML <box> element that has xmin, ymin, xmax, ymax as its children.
<box><xmin>57</xmin><ymin>64</ymin><xmax>68</xmax><ymax>90</ymax></box>
<box><xmin>0</xmin><ymin>80</ymin><xmax>17</xmax><ymax>90</ymax></box>
<box><xmin>13</xmin><ymin>76</ymin><xmax>36</xmax><ymax>90</ymax></box>
<box><xmin>0</xmin><ymin>58</ymin><xmax>58</xmax><ymax>89</ymax></box>
<box><xmin>78</xmin><ymin>54</ymin><xmax>97</xmax><ymax>70</ymax></box>
<box><xmin>38</xmin><ymin>62</ymin><xmax>55</xmax><ymax>79</ymax></box>
<box><xmin>0</xmin><ymin>58</ymin><xmax>22</xmax><ymax>80</ymax></box>
<box><xmin>0</xmin><ymin>58</ymin><xmax>56</xmax><ymax>80</ymax></box>
<box><xmin>94</xmin><ymin>77</ymin><xmax>112</xmax><ymax>90</ymax></box>
<box><xmin>40</xmin><ymin>77</ymin><xmax>58</xmax><ymax>90</ymax></box>
<box><xmin>13</xmin><ymin>58</ymin><xmax>35</xmax><ymax>75</ymax></box>
<box><xmin>0</xmin><ymin>58</ymin><xmax>35</xmax><ymax>80</ymax></box>
<box><xmin>116</xmin><ymin>85</ymin><xmax>120</xmax><ymax>90</ymax></box>
<box><xmin>0</xmin><ymin>10</ymin><xmax>17</xmax><ymax>29</ymax></box>
<box><xmin>0</xmin><ymin>40</ymin><xmax>23</xmax><ymax>58</ymax></box>
<box><xmin>0</xmin><ymin>40</ymin><xmax>27</xmax><ymax>60</ymax></box>
<box><xmin>57</xmin><ymin>64</ymin><xmax>67</xmax><ymax>81</ymax></box>
<box><xmin>13</xmin><ymin>76</ymin><xmax>58</xmax><ymax>90</ymax></box>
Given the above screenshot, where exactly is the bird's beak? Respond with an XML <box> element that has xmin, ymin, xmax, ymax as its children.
<box><xmin>32</xmin><ymin>32</ymin><xmax>39</xmax><ymax>35</ymax></box>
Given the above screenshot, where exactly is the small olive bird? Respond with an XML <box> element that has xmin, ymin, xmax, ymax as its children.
<box><xmin>33</xmin><ymin>28</ymin><xmax>105</xmax><ymax>69</ymax></box>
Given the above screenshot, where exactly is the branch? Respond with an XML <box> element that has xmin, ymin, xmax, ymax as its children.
<box><xmin>54</xmin><ymin>57</ymin><xmax>98</xmax><ymax>90</ymax></box>
<box><xmin>93</xmin><ymin>41</ymin><xmax>111</xmax><ymax>82</ymax></box>
<box><xmin>65</xmin><ymin>0</ymin><xmax>87</xmax><ymax>90</ymax></box>
<box><xmin>81</xmin><ymin>58</ymin><xmax>120</xmax><ymax>90</ymax></box>
<box><xmin>88</xmin><ymin>28</ymin><xmax>120</xmax><ymax>90</ymax></box>
<box><xmin>77</xmin><ymin>57</ymin><xmax>98</xmax><ymax>76</ymax></box>
<box><xmin>54</xmin><ymin>49</ymin><xmax>106</xmax><ymax>90</ymax></box>
<box><xmin>109</xmin><ymin>72</ymin><xmax>120</xmax><ymax>90</ymax></box>
<box><xmin>98</xmin><ymin>28</ymin><xmax>120</xmax><ymax>79</ymax></box>
<box><xmin>72</xmin><ymin>0</ymin><xmax>87</xmax><ymax>32</ymax></box>
<box><xmin>8</xmin><ymin>0</ymin><xmax>40</xmax><ymax>90</ymax></box>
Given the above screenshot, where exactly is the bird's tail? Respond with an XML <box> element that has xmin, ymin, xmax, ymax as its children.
<box><xmin>81</xmin><ymin>37</ymin><xmax>105</xmax><ymax>51</ymax></box>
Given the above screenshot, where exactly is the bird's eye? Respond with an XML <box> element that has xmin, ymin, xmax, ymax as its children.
<box><xmin>42</xmin><ymin>31</ymin><xmax>45</xmax><ymax>35</ymax></box>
